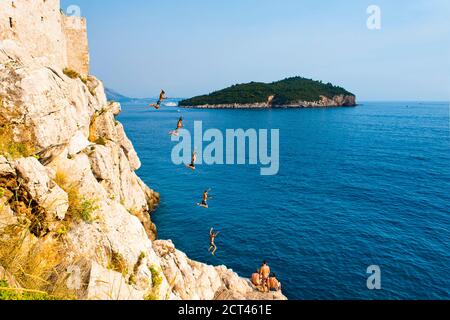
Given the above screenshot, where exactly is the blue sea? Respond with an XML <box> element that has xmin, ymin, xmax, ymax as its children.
<box><xmin>118</xmin><ymin>101</ymin><xmax>450</xmax><ymax>300</ymax></box>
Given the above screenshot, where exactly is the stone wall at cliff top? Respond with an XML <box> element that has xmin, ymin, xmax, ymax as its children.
<box><xmin>0</xmin><ymin>0</ymin><xmax>89</xmax><ymax>76</ymax></box>
<box><xmin>0</xmin><ymin>38</ymin><xmax>286</xmax><ymax>300</ymax></box>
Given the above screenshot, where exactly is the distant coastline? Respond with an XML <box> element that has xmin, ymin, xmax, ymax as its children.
<box><xmin>106</xmin><ymin>76</ymin><xmax>357</xmax><ymax>109</ymax></box>
<box><xmin>105</xmin><ymin>88</ymin><xmax>182</xmax><ymax>106</ymax></box>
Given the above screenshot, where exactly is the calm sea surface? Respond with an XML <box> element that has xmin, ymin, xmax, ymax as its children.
<box><xmin>118</xmin><ymin>101</ymin><xmax>449</xmax><ymax>300</ymax></box>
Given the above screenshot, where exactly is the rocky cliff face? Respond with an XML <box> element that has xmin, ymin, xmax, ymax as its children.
<box><xmin>0</xmin><ymin>40</ymin><xmax>286</xmax><ymax>300</ymax></box>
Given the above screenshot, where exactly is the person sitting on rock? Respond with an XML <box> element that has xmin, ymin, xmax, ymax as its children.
<box><xmin>208</xmin><ymin>228</ymin><xmax>220</xmax><ymax>256</ymax></box>
<box><xmin>268</xmin><ymin>273</ymin><xmax>281</xmax><ymax>292</ymax></box>
<box><xmin>149</xmin><ymin>89</ymin><xmax>166</xmax><ymax>109</ymax></box>
<box><xmin>251</xmin><ymin>269</ymin><xmax>262</xmax><ymax>287</ymax></box>
<box><xmin>260</xmin><ymin>261</ymin><xmax>271</xmax><ymax>292</ymax></box>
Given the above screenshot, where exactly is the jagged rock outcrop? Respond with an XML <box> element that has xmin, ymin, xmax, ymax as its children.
<box><xmin>15</xmin><ymin>157</ymin><xmax>69</xmax><ymax>222</ymax></box>
<box><xmin>0</xmin><ymin>266</ymin><xmax>18</xmax><ymax>288</ymax></box>
<box><xmin>0</xmin><ymin>156</ymin><xmax>15</xmax><ymax>176</ymax></box>
<box><xmin>0</xmin><ymin>38</ymin><xmax>286</xmax><ymax>300</ymax></box>
<box><xmin>154</xmin><ymin>240</ymin><xmax>287</xmax><ymax>300</ymax></box>
<box><xmin>85</xmin><ymin>262</ymin><xmax>144</xmax><ymax>300</ymax></box>
<box><xmin>0</xmin><ymin>197</ymin><xmax>16</xmax><ymax>228</ymax></box>
<box><xmin>0</xmin><ymin>156</ymin><xmax>16</xmax><ymax>228</ymax></box>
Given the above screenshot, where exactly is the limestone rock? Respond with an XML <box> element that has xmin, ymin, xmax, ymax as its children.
<box><xmin>0</xmin><ymin>156</ymin><xmax>15</xmax><ymax>177</ymax></box>
<box><xmin>214</xmin><ymin>288</ymin><xmax>287</xmax><ymax>301</ymax></box>
<box><xmin>0</xmin><ymin>265</ymin><xmax>19</xmax><ymax>288</ymax></box>
<box><xmin>89</xmin><ymin>109</ymin><xmax>117</xmax><ymax>144</ymax></box>
<box><xmin>117</xmin><ymin>149</ymin><xmax>147</xmax><ymax>212</ymax></box>
<box><xmin>68</xmin><ymin>131</ymin><xmax>91</xmax><ymax>157</ymax></box>
<box><xmin>137</xmin><ymin>176</ymin><xmax>160</xmax><ymax>212</ymax></box>
<box><xmin>153</xmin><ymin>240</ymin><xmax>287</xmax><ymax>300</ymax></box>
<box><xmin>87</xmin><ymin>144</ymin><xmax>153</xmax><ymax>218</ymax></box>
<box><xmin>0</xmin><ymin>201</ymin><xmax>17</xmax><ymax>228</ymax></box>
<box><xmin>50</xmin><ymin>151</ymin><xmax>161</xmax><ymax>276</ymax></box>
<box><xmin>86</xmin><ymin>262</ymin><xmax>143</xmax><ymax>300</ymax></box>
<box><xmin>89</xmin><ymin>110</ymin><xmax>142</xmax><ymax>172</ymax></box>
<box><xmin>15</xmin><ymin>157</ymin><xmax>68</xmax><ymax>221</ymax></box>
<box><xmin>129</xmin><ymin>208</ymin><xmax>157</xmax><ymax>241</ymax></box>
<box><xmin>0</xmin><ymin>41</ymin><xmax>92</xmax><ymax>154</ymax></box>
<box><xmin>108</xmin><ymin>101</ymin><xmax>122</xmax><ymax>116</ymax></box>
<box><xmin>86</xmin><ymin>76</ymin><xmax>108</xmax><ymax>109</ymax></box>
<box><xmin>0</xmin><ymin>157</ymin><xmax>17</xmax><ymax>228</ymax></box>
<box><xmin>115</xmin><ymin>122</ymin><xmax>141</xmax><ymax>171</ymax></box>
<box><xmin>86</xmin><ymin>144</ymin><xmax>121</xmax><ymax>197</ymax></box>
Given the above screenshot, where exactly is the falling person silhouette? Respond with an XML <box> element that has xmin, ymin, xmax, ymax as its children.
<box><xmin>149</xmin><ymin>89</ymin><xmax>166</xmax><ymax>109</ymax></box>
<box><xmin>209</xmin><ymin>228</ymin><xmax>220</xmax><ymax>256</ymax></box>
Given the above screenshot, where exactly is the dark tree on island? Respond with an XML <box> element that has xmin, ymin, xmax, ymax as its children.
<box><xmin>179</xmin><ymin>77</ymin><xmax>356</xmax><ymax>107</ymax></box>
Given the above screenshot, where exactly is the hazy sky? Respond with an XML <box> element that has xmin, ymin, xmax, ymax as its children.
<box><xmin>60</xmin><ymin>0</ymin><xmax>449</xmax><ymax>100</ymax></box>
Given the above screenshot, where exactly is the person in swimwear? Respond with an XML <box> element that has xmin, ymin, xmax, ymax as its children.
<box><xmin>149</xmin><ymin>90</ymin><xmax>166</xmax><ymax>109</ymax></box>
<box><xmin>251</xmin><ymin>269</ymin><xmax>262</xmax><ymax>287</ymax></box>
<box><xmin>260</xmin><ymin>261</ymin><xmax>271</xmax><ymax>292</ymax></box>
<box><xmin>208</xmin><ymin>228</ymin><xmax>220</xmax><ymax>256</ymax></box>
<box><xmin>198</xmin><ymin>189</ymin><xmax>209</xmax><ymax>207</ymax></box>
<box><xmin>187</xmin><ymin>150</ymin><xmax>197</xmax><ymax>170</ymax></box>
<box><xmin>170</xmin><ymin>116</ymin><xmax>183</xmax><ymax>136</ymax></box>
<box><xmin>268</xmin><ymin>273</ymin><xmax>281</xmax><ymax>292</ymax></box>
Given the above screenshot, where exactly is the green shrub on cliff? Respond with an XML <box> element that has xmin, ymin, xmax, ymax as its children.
<box><xmin>107</xmin><ymin>251</ymin><xmax>128</xmax><ymax>276</ymax></box>
<box><xmin>180</xmin><ymin>76</ymin><xmax>355</xmax><ymax>106</ymax></box>
<box><xmin>0</xmin><ymin>125</ymin><xmax>35</xmax><ymax>159</ymax></box>
<box><xmin>79</xmin><ymin>76</ymin><xmax>88</xmax><ymax>85</ymax></box>
<box><xmin>66</xmin><ymin>190</ymin><xmax>99</xmax><ymax>224</ymax></box>
<box><xmin>63</xmin><ymin>69</ymin><xmax>95</xmax><ymax>95</ymax></box>
<box><xmin>54</xmin><ymin>169</ymin><xmax>99</xmax><ymax>224</ymax></box>
<box><xmin>145</xmin><ymin>265</ymin><xmax>163</xmax><ymax>300</ymax></box>
<box><xmin>0</xmin><ymin>280</ymin><xmax>56</xmax><ymax>300</ymax></box>
<box><xmin>94</xmin><ymin>136</ymin><xmax>107</xmax><ymax>146</ymax></box>
<box><xmin>63</xmin><ymin>68</ymin><xmax>80</xmax><ymax>79</ymax></box>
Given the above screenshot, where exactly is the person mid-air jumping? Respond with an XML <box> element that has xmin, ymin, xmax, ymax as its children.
<box><xmin>186</xmin><ymin>150</ymin><xmax>197</xmax><ymax>170</ymax></box>
<box><xmin>197</xmin><ymin>189</ymin><xmax>210</xmax><ymax>208</ymax></box>
<box><xmin>209</xmin><ymin>228</ymin><xmax>220</xmax><ymax>256</ymax></box>
<box><xmin>169</xmin><ymin>116</ymin><xmax>183</xmax><ymax>136</ymax></box>
<box><xmin>149</xmin><ymin>89</ymin><xmax>166</xmax><ymax>109</ymax></box>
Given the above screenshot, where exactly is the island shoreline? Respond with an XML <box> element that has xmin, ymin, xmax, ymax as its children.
<box><xmin>180</xmin><ymin>94</ymin><xmax>357</xmax><ymax>109</ymax></box>
<box><xmin>179</xmin><ymin>104</ymin><xmax>359</xmax><ymax>110</ymax></box>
